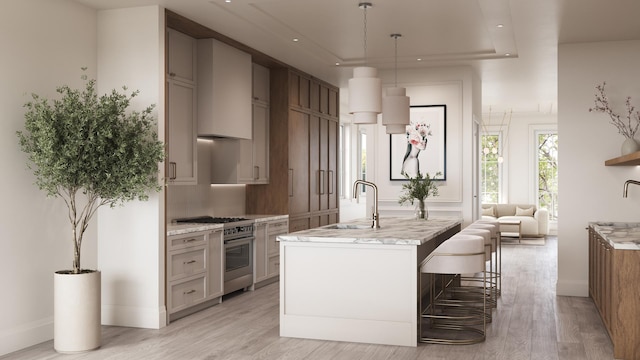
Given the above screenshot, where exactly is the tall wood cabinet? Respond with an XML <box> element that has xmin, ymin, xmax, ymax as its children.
<box><xmin>246</xmin><ymin>69</ymin><xmax>339</xmax><ymax>232</ymax></box>
<box><xmin>588</xmin><ymin>226</ymin><xmax>640</xmax><ymax>360</ymax></box>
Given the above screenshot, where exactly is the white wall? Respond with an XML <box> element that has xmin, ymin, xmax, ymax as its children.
<box><xmin>0</xmin><ymin>0</ymin><xmax>97</xmax><ymax>355</ymax></box>
<box><xmin>346</xmin><ymin>66</ymin><xmax>481</xmax><ymax>226</ymax></box>
<box><xmin>96</xmin><ymin>6</ymin><xmax>166</xmax><ymax>328</ymax></box>
<box><xmin>557</xmin><ymin>40</ymin><xmax>640</xmax><ymax>296</ymax></box>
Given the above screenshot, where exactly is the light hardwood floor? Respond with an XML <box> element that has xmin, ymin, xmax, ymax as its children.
<box><xmin>2</xmin><ymin>236</ymin><xmax>617</xmax><ymax>360</ymax></box>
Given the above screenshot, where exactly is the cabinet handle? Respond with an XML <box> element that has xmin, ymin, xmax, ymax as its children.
<box><xmin>328</xmin><ymin>170</ymin><xmax>334</xmax><ymax>194</ymax></box>
<box><xmin>288</xmin><ymin>169</ymin><xmax>294</xmax><ymax>197</ymax></box>
<box><xmin>275</xmin><ymin>262</ymin><xmax>280</xmax><ymax>266</ymax></box>
<box><xmin>318</xmin><ymin>170</ymin><xmax>325</xmax><ymax>195</ymax></box>
<box><xmin>169</xmin><ymin>72</ymin><xmax>176</xmax><ymax>77</ymax></box>
<box><xmin>254</xmin><ymin>166</ymin><xmax>259</xmax><ymax>180</ymax></box>
<box><xmin>183</xmin><ymin>289</ymin><xmax>196</xmax><ymax>295</ymax></box>
<box><xmin>183</xmin><ymin>260</ymin><xmax>197</xmax><ymax>265</ymax></box>
<box><xmin>169</xmin><ymin>162</ymin><xmax>177</xmax><ymax>180</ymax></box>
<box><xmin>183</xmin><ymin>238</ymin><xmax>197</xmax><ymax>243</ymax></box>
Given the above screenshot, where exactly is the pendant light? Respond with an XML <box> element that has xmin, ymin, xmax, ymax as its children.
<box><xmin>382</xmin><ymin>33</ymin><xmax>410</xmax><ymax>134</ymax></box>
<box><xmin>349</xmin><ymin>2</ymin><xmax>382</xmax><ymax>124</ymax></box>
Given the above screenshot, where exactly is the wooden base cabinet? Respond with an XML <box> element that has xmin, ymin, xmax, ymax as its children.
<box><xmin>254</xmin><ymin>219</ymin><xmax>288</xmax><ymax>288</ymax></box>
<box><xmin>167</xmin><ymin>229</ymin><xmax>223</xmax><ymax>323</ymax></box>
<box><xmin>588</xmin><ymin>227</ymin><xmax>640</xmax><ymax>359</ymax></box>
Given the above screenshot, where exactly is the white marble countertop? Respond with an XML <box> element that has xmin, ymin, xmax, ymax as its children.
<box><xmin>167</xmin><ymin>214</ymin><xmax>288</xmax><ymax>236</ymax></box>
<box><xmin>589</xmin><ymin>222</ymin><xmax>640</xmax><ymax>250</ymax></box>
<box><xmin>277</xmin><ymin>216</ymin><xmax>463</xmax><ymax>246</ymax></box>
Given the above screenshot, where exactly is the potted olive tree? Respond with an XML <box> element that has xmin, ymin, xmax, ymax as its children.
<box><xmin>17</xmin><ymin>71</ymin><xmax>165</xmax><ymax>353</ymax></box>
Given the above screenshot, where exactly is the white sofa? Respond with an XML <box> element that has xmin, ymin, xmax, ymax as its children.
<box><xmin>481</xmin><ymin>203</ymin><xmax>549</xmax><ymax>237</ymax></box>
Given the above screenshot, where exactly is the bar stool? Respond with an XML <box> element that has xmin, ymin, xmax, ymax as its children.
<box><xmin>419</xmin><ymin>234</ymin><xmax>487</xmax><ymax>345</ymax></box>
<box><xmin>468</xmin><ymin>222</ymin><xmax>501</xmax><ymax>297</ymax></box>
<box><xmin>458</xmin><ymin>227</ymin><xmax>496</xmax><ymax>310</ymax></box>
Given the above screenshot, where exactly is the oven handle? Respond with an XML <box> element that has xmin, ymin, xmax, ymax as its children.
<box><xmin>224</xmin><ymin>237</ymin><xmax>254</xmax><ymax>246</ymax></box>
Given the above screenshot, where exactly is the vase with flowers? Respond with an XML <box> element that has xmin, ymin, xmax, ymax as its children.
<box><xmin>398</xmin><ymin>171</ymin><xmax>441</xmax><ymax>220</ymax></box>
<box><xmin>589</xmin><ymin>82</ymin><xmax>640</xmax><ymax>155</ymax></box>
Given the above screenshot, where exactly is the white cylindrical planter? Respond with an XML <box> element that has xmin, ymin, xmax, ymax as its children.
<box><xmin>54</xmin><ymin>270</ymin><xmax>101</xmax><ymax>353</ymax></box>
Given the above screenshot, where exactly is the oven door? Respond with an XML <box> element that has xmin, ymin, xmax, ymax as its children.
<box><xmin>224</xmin><ymin>237</ymin><xmax>254</xmax><ymax>294</ymax></box>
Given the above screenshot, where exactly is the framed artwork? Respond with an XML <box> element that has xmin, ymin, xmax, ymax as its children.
<box><xmin>389</xmin><ymin>105</ymin><xmax>446</xmax><ymax>181</ymax></box>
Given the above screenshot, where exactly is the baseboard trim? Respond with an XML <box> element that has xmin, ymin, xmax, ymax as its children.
<box><xmin>0</xmin><ymin>317</ymin><xmax>53</xmax><ymax>357</ymax></box>
<box><xmin>101</xmin><ymin>304</ymin><xmax>166</xmax><ymax>329</ymax></box>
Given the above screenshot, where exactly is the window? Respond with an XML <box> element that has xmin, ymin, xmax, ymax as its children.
<box><xmin>359</xmin><ymin>130</ymin><xmax>367</xmax><ymax>194</ymax></box>
<box><xmin>536</xmin><ymin>131</ymin><xmax>558</xmax><ymax>221</ymax></box>
<box><xmin>481</xmin><ymin>134</ymin><xmax>501</xmax><ymax>203</ymax></box>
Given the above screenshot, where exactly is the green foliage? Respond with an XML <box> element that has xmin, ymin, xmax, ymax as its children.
<box><xmin>538</xmin><ymin>133</ymin><xmax>558</xmax><ymax>221</ymax></box>
<box><xmin>481</xmin><ymin>134</ymin><xmax>500</xmax><ymax>203</ymax></box>
<box><xmin>398</xmin><ymin>171</ymin><xmax>441</xmax><ymax>205</ymax></box>
<box><xmin>17</xmin><ymin>72</ymin><xmax>165</xmax><ymax>273</ymax></box>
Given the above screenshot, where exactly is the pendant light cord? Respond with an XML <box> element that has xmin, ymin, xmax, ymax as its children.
<box><xmin>363</xmin><ymin>4</ymin><xmax>368</xmax><ymax>65</ymax></box>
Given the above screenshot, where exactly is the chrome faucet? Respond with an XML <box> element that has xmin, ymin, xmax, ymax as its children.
<box><xmin>623</xmin><ymin>179</ymin><xmax>640</xmax><ymax>197</ymax></box>
<box><xmin>353</xmin><ymin>180</ymin><xmax>380</xmax><ymax>229</ymax></box>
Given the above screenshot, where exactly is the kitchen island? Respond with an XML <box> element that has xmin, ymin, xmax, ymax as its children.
<box><xmin>277</xmin><ymin>217</ymin><xmax>462</xmax><ymax>347</ymax></box>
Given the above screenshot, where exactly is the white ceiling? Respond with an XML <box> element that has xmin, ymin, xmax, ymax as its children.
<box><xmin>75</xmin><ymin>0</ymin><xmax>640</xmax><ymax>115</ymax></box>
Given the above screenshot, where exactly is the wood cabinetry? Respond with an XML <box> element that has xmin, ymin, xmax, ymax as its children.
<box><xmin>588</xmin><ymin>227</ymin><xmax>640</xmax><ymax>359</ymax></box>
<box><xmin>167</xmin><ymin>29</ymin><xmax>197</xmax><ymax>185</ymax></box>
<box><xmin>253</xmin><ymin>219</ymin><xmax>288</xmax><ymax>287</ymax></box>
<box><xmin>246</xmin><ymin>69</ymin><xmax>339</xmax><ymax>232</ymax></box>
<box><xmin>167</xmin><ymin>229</ymin><xmax>223</xmax><ymax>323</ymax></box>
<box><xmin>197</xmin><ymin>38</ymin><xmax>252</xmax><ymax>139</ymax></box>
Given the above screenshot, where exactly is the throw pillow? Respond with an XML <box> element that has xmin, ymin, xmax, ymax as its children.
<box><xmin>515</xmin><ymin>206</ymin><xmax>534</xmax><ymax>216</ymax></box>
<box><xmin>482</xmin><ymin>207</ymin><xmax>495</xmax><ymax>217</ymax></box>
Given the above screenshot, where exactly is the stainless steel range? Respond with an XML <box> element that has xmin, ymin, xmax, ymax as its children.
<box><xmin>175</xmin><ymin>216</ymin><xmax>254</xmax><ymax>295</ymax></box>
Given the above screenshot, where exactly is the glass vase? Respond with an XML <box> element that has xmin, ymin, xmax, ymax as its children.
<box><xmin>415</xmin><ymin>199</ymin><xmax>428</xmax><ymax>220</ymax></box>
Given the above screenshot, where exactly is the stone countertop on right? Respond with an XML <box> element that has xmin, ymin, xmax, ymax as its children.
<box><xmin>590</xmin><ymin>222</ymin><xmax>640</xmax><ymax>250</ymax></box>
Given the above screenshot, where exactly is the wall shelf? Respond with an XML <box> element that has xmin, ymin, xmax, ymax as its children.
<box><xmin>605</xmin><ymin>151</ymin><xmax>640</xmax><ymax>166</ymax></box>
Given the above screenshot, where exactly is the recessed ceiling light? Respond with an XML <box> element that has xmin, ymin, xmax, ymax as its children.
<box><xmin>496</xmin><ymin>24</ymin><xmax>504</xmax><ymax>28</ymax></box>
<box><xmin>335</xmin><ymin>62</ymin><xmax>340</xmax><ymax>66</ymax></box>
<box><xmin>225</xmin><ymin>0</ymin><xmax>231</xmax><ymax>3</ymax></box>
<box><xmin>417</xmin><ymin>58</ymin><xmax>422</xmax><ymax>61</ymax></box>
<box><xmin>505</xmin><ymin>53</ymin><xmax>511</xmax><ymax>57</ymax></box>
<box><xmin>293</xmin><ymin>38</ymin><xmax>299</xmax><ymax>42</ymax></box>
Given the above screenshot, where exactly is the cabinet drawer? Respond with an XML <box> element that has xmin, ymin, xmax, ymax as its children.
<box><xmin>169</xmin><ymin>247</ymin><xmax>206</xmax><ymax>282</ymax></box>
<box><xmin>169</xmin><ymin>275</ymin><xmax>206</xmax><ymax>313</ymax></box>
<box><xmin>267</xmin><ymin>255</ymin><xmax>280</xmax><ymax>277</ymax></box>
<box><xmin>168</xmin><ymin>233</ymin><xmax>207</xmax><ymax>251</ymax></box>
<box><xmin>268</xmin><ymin>220</ymin><xmax>288</xmax><ymax>234</ymax></box>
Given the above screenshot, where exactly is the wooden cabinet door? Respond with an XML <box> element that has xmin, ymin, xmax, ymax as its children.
<box><xmin>288</xmin><ymin>110</ymin><xmax>310</xmax><ymax>216</ymax></box>
<box><xmin>207</xmin><ymin>229</ymin><xmax>224</xmax><ymax>299</ymax></box>
<box><xmin>254</xmin><ymin>223</ymin><xmax>268</xmax><ymax>283</ymax></box>
<box><xmin>167</xmin><ymin>79</ymin><xmax>197</xmax><ymax>185</ymax></box>
<box><xmin>167</xmin><ymin>29</ymin><xmax>196</xmax><ymax>84</ymax></box>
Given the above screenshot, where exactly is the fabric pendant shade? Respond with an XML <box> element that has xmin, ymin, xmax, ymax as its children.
<box><xmin>349</xmin><ymin>66</ymin><xmax>382</xmax><ymax>124</ymax></box>
<box><xmin>382</xmin><ymin>87</ymin><xmax>410</xmax><ymax>134</ymax></box>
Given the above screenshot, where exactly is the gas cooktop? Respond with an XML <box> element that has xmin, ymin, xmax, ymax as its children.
<box><xmin>175</xmin><ymin>216</ymin><xmax>249</xmax><ymax>224</ymax></box>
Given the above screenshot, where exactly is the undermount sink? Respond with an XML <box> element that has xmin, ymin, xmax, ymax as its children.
<box><xmin>323</xmin><ymin>224</ymin><xmax>372</xmax><ymax>230</ymax></box>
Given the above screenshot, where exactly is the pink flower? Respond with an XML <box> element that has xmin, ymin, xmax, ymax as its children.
<box><xmin>406</xmin><ymin>122</ymin><xmax>432</xmax><ymax>150</ymax></box>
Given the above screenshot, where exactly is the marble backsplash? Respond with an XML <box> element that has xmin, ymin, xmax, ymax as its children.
<box><xmin>166</xmin><ymin>184</ymin><xmax>246</xmax><ymax>222</ymax></box>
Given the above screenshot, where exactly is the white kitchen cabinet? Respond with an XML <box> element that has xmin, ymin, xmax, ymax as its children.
<box><xmin>167</xmin><ymin>28</ymin><xmax>197</xmax><ymax>84</ymax></box>
<box><xmin>253</xmin><ymin>219</ymin><xmax>288</xmax><ymax>287</ymax></box>
<box><xmin>252</xmin><ymin>63</ymin><xmax>270</xmax><ymax>104</ymax></box>
<box><xmin>167</xmin><ymin>229</ymin><xmax>225</xmax><ymax>323</ymax></box>
<box><xmin>207</xmin><ymin>229</ymin><xmax>224</xmax><ymax>300</ymax></box>
<box><xmin>167</xmin><ymin>79</ymin><xmax>197</xmax><ymax>185</ymax></box>
<box><xmin>197</xmin><ymin>38</ymin><xmax>252</xmax><ymax>139</ymax></box>
<box><xmin>167</xmin><ymin>232</ymin><xmax>208</xmax><ymax>316</ymax></box>
<box><xmin>237</xmin><ymin>103</ymin><xmax>269</xmax><ymax>184</ymax></box>
<box><xmin>167</xmin><ymin>28</ymin><xmax>197</xmax><ymax>185</ymax></box>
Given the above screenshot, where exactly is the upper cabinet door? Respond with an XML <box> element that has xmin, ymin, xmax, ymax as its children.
<box><xmin>197</xmin><ymin>38</ymin><xmax>252</xmax><ymax>139</ymax></box>
<box><xmin>167</xmin><ymin>29</ymin><xmax>196</xmax><ymax>84</ymax></box>
<box><xmin>252</xmin><ymin>63</ymin><xmax>270</xmax><ymax>104</ymax></box>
